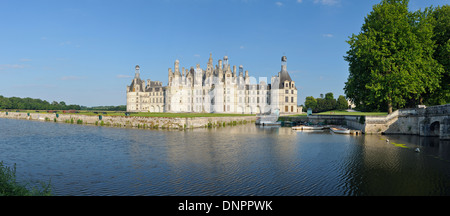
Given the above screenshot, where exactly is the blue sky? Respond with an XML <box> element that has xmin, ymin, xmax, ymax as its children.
<box><xmin>0</xmin><ymin>0</ymin><xmax>448</xmax><ymax>107</ymax></box>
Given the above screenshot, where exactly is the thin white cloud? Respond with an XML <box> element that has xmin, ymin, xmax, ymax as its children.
<box><xmin>322</xmin><ymin>33</ymin><xmax>334</xmax><ymax>38</ymax></box>
<box><xmin>20</xmin><ymin>58</ymin><xmax>32</xmax><ymax>62</ymax></box>
<box><xmin>240</xmin><ymin>45</ymin><xmax>245</xmax><ymax>49</ymax></box>
<box><xmin>61</xmin><ymin>76</ymin><xmax>83</xmax><ymax>80</ymax></box>
<box><xmin>275</xmin><ymin>1</ymin><xmax>283</xmax><ymax>6</ymax></box>
<box><xmin>59</xmin><ymin>41</ymin><xmax>72</xmax><ymax>46</ymax></box>
<box><xmin>117</xmin><ymin>74</ymin><xmax>132</xmax><ymax>78</ymax></box>
<box><xmin>12</xmin><ymin>84</ymin><xmax>56</xmax><ymax>88</ymax></box>
<box><xmin>0</xmin><ymin>64</ymin><xmax>26</xmax><ymax>70</ymax></box>
<box><xmin>194</xmin><ymin>54</ymin><xmax>201</xmax><ymax>57</ymax></box>
<box><xmin>297</xmin><ymin>0</ymin><xmax>303</xmax><ymax>3</ymax></box>
<box><xmin>314</xmin><ymin>0</ymin><xmax>339</xmax><ymax>6</ymax></box>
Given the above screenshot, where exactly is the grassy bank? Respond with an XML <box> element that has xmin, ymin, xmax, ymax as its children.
<box><xmin>4</xmin><ymin>110</ymin><xmax>255</xmax><ymax>118</ymax></box>
<box><xmin>316</xmin><ymin>110</ymin><xmax>387</xmax><ymax>116</ymax></box>
<box><xmin>288</xmin><ymin>110</ymin><xmax>387</xmax><ymax>116</ymax></box>
<box><xmin>0</xmin><ymin>162</ymin><xmax>51</xmax><ymax>196</ymax></box>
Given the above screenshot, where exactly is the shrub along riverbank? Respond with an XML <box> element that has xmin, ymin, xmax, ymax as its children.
<box><xmin>0</xmin><ymin>161</ymin><xmax>51</xmax><ymax>196</ymax></box>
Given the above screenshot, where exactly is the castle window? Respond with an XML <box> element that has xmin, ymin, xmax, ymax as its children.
<box><xmin>285</xmin><ymin>97</ymin><xmax>289</xmax><ymax>102</ymax></box>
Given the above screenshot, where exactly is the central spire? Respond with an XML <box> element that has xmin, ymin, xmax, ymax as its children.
<box><xmin>135</xmin><ymin>65</ymin><xmax>140</xmax><ymax>79</ymax></box>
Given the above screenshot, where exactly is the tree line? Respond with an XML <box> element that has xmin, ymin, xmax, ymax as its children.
<box><xmin>0</xmin><ymin>95</ymin><xmax>81</xmax><ymax>110</ymax></box>
<box><xmin>0</xmin><ymin>95</ymin><xmax>126</xmax><ymax>111</ymax></box>
<box><xmin>304</xmin><ymin>93</ymin><xmax>349</xmax><ymax>113</ymax></box>
<box><xmin>344</xmin><ymin>0</ymin><xmax>449</xmax><ymax>113</ymax></box>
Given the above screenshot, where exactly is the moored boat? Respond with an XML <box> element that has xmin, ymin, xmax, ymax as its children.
<box><xmin>292</xmin><ymin>125</ymin><xmax>324</xmax><ymax>130</ymax></box>
<box><xmin>331</xmin><ymin>127</ymin><xmax>351</xmax><ymax>134</ymax></box>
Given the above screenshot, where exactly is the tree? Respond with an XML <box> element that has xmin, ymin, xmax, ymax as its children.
<box><xmin>324</xmin><ymin>92</ymin><xmax>336</xmax><ymax>111</ymax></box>
<box><xmin>336</xmin><ymin>95</ymin><xmax>348</xmax><ymax>110</ymax></box>
<box><xmin>304</xmin><ymin>96</ymin><xmax>317</xmax><ymax>112</ymax></box>
<box><xmin>344</xmin><ymin>0</ymin><xmax>443</xmax><ymax>113</ymax></box>
<box><xmin>426</xmin><ymin>5</ymin><xmax>450</xmax><ymax>105</ymax></box>
<box><xmin>0</xmin><ymin>95</ymin><xmax>82</xmax><ymax>110</ymax></box>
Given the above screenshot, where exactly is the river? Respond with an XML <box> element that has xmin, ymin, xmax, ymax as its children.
<box><xmin>1</xmin><ymin>118</ymin><xmax>450</xmax><ymax>196</ymax></box>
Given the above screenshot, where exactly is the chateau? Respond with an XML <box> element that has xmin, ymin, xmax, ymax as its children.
<box><xmin>126</xmin><ymin>54</ymin><xmax>297</xmax><ymax>114</ymax></box>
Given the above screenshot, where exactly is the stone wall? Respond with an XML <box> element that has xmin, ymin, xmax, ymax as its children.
<box><xmin>0</xmin><ymin>111</ymin><xmax>256</xmax><ymax>130</ymax></box>
<box><xmin>307</xmin><ymin>115</ymin><xmax>365</xmax><ymax>131</ymax></box>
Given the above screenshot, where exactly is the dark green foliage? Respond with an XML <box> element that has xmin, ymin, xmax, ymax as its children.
<box><xmin>0</xmin><ymin>95</ymin><xmax>81</xmax><ymax>110</ymax></box>
<box><xmin>336</xmin><ymin>95</ymin><xmax>349</xmax><ymax>110</ymax></box>
<box><xmin>305</xmin><ymin>93</ymin><xmax>347</xmax><ymax>112</ymax></box>
<box><xmin>0</xmin><ymin>161</ymin><xmax>51</xmax><ymax>196</ymax></box>
<box><xmin>344</xmin><ymin>0</ymin><xmax>446</xmax><ymax>113</ymax></box>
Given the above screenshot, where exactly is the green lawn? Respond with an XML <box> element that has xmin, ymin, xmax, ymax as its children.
<box><xmin>316</xmin><ymin>110</ymin><xmax>387</xmax><ymax>116</ymax></box>
<box><xmin>288</xmin><ymin>110</ymin><xmax>387</xmax><ymax>116</ymax></box>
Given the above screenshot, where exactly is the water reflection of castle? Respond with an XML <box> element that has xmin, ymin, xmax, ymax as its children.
<box><xmin>127</xmin><ymin>54</ymin><xmax>298</xmax><ymax>114</ymax></box>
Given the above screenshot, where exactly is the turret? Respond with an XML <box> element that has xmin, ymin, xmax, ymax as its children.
<box><xmin>168</xmin><ymin>68</ymin><xmax>173</xmax><ymax>86</ymax></box>
<box><xmin>281</xmin><ymin>56</ymin><xmax>287</xmax><ymax>72</ymax></box>
<box><xmin>135</xmin><ymin>65</ymin><xmax>140</xmax><ymax>79</ymax></box>
<box><xmin>174</xmin><ymin>59</ymin><xmax>181</xmax><ymax>76</ymax></box>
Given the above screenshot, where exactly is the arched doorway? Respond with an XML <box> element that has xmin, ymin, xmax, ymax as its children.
<box><xmin>430</xmin><ymin>121</ymin><xmax>440</xmax><ymax>137</ymax></box>
<box><xmin>237</xmin><ymin>106</ymin><xmax>243</xmax><ymax>114</ymax></box>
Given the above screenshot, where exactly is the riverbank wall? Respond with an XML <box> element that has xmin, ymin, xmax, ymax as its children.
<box><xmin>281</xmin><ymin>104</ymin><xmax>450</xmax><ymax>139</ymax></box>
<box><xmin>0</xmin><ymin>112</ymin><xmax>256</xmax><ymax>130</ymax></box>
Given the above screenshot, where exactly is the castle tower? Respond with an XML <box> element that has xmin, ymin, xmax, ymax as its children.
<box><xmin>174</xmin><ymin>60</ymin><xmax>181</xmax><ymax>76</ymax></box>
<box><xmin>218</xmin><ymin>59</ymin><xmax>223</xmax><ymax>82</ymax></box>
<box><xmin>281</xmin><ymin>56</ymin><xmax>287</xmax><ymax>72</ymax></box>
<box><xmin>224</xmin><ymin>56</ymin><xmax>232</xmax><ymax>77</ymax></box>
<box><xmin>135</xmin><ymin>65</ymin><xmax>140</xmax><ymax>79</ymax></box>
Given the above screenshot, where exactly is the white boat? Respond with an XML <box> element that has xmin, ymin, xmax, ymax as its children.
<box><xmin>256</xmin><ymin>109</ymin><xmax>280</xmax><ymax>126</ymax></box>
<box><xmin>292</xmin><ymin>125</ymin><xmax>324</xmax><ymax>130</ymax></box>
<box><xmin>331</xmin><ymin>127</ymin><xmax>351</xmax><ymax>134</ymax></box>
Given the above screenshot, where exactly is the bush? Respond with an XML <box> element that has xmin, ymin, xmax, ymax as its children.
<box><xmin>0</xmin><ymin>161</ymin><xmax>52</xmax><ymax>196</ymax></box>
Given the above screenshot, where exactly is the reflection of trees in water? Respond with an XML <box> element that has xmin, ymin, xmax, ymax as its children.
<box><xmin>383</xmin><ymin>134</ymin><xmax>450</xmax><ymax>161</ymax></box>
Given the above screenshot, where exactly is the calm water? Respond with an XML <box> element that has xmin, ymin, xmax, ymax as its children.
<box><xmin>1</xmin><ymin>118</ymin><xmax>450</xmax><ymax>196</ymax></box>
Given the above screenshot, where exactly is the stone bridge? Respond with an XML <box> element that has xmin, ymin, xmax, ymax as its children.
<box><xmin>365</xmin><ymin>104</ymin><xmax>450</xmax><ymax>139</ymax></box>
<box><xmin>416</xmin><ymin>105</ymin><xmax>450</xmax><ymax>139</ymax></box>
<box><xmin>302</xmin><ymin>104</ymin><xmax>450</xmax><ymax>139</ymax></box>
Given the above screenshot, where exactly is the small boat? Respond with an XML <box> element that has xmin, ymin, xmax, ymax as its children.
<box><xmin>331</xmin><ymin>127</ymin><xmax>351</xmax><ymax>134</ymax></box>
<box><xmin>292</xmin><ymin>125</ymin><xmax>324</xmax><ymax>130</ymax></box>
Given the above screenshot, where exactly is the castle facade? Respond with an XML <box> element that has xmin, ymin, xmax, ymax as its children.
<box><xmin>126</xmin><ymin>54</ymin><xmax>297</xmax><ymax>114</ymax></box>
